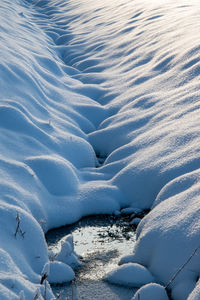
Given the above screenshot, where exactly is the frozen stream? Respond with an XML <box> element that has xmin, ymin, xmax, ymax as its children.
<box><xmin>46</xmin><ymin>215</ymin><xmax>137</xmax><ymax>300</ymax></box>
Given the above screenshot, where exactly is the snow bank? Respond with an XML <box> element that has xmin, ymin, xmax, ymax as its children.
<box><xmin>1</xmin><ymin>0</ymin><xmax>200</xmax><ymax>299</ymax></box>
<box><xmin>128</xmin><ymin>170</ymin><xmax>200</xmax><ymax>300</ymax></box>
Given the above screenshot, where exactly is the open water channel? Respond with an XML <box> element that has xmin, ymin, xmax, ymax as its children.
<box><xmin>46</xmin><ymin>214</ymin><xmax>138</xmax><ymax>300</ymax></box>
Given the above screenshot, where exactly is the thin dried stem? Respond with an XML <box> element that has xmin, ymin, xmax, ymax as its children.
<box><xmin>165</xmin><ymin>244</ymin><xmax>200</xmax><ymax>289</ymax></box>
<box><xmin>14</xmin><ymin>212</ymin><xmax>25</xmax><ymax>238</ymax></box>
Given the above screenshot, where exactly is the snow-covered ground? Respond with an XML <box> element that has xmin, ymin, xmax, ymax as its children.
<box><xmin>1</xmin><ymin>0</ymin><xmax>200</xmax><ymax>299</ymax></box>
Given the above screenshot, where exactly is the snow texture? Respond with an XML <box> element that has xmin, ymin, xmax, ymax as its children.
<box><xmin>1</xmin><ymin>0</ymin><xmax>200</xmax><ymax>299</ymax></box>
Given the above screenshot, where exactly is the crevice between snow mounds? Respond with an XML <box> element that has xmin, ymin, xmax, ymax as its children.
<box><xmin>29</xmin><ymin>0</ymin><xmax>115</xmax><ymax>167</ymax></box>
<box><xmin>30</xmin><ymin>1</ymin><xmax>112</xmax><ymax>138</ymax></box>
<box><xmin>30</xmin><ymin>0</ymin><xmax>119</xmax><ymax>106</ymax></box>
<box><xmin>26</xmin><ymin>0</ymin><xmax>132</xmax><ymax>213</ymax></box>
<box><xmin>27</xmin><ymin>0</ymin><xmax>113</xmax><ymax>137</ymax></box>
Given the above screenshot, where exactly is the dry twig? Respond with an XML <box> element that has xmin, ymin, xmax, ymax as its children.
<box><xmin>14</xmin><ymin>212</ymin><xmax>25</xmax><ymax>238</ymax></box>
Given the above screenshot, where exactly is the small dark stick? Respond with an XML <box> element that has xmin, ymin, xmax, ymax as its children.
<box><xmin>40</xmin><ymin>272</ymin><xmax>48</xmax><ymax>285</ymax></box>
<box><xmin>14</xmin><ymin>212</ymin><xmax>21</xmax><ymax>238</ymax></box>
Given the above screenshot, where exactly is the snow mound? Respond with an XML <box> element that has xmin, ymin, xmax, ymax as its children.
<box><xmin>52</xmin><ymin>234</ymin><xmax>82</xmax><ymax>269</ymax></box>
<box><xmin>128</xmin><ymin>169</ymin><xmax>200</xmax><ymax>299</ymax></box>
<box><xmin>47</xmin><ymin>261</ymin><xmax>75</xmax><ymax>284</ymax></box>
<box><xmin>130</xmin><ymin>218</ymin><xmax>141</xmax><ymax>226</ymax></box>
<box><xmin>119</xmin><ymin>254</ymin><xmax>136</xmax><ymax>266</ymax></box>
<box><xmin>132</xmin><ymin>283</ymin><xmax>169</xmax><ymax>300</ymax></box>
<box><xmin>104</xmin><ymin>263</ymin><xmax>155</xmax><ymax>288</ymax></box>
<box><xmin>25</xmin><ymin>155</ymin><xmax>79</xmax><ymax>196</ymax></box>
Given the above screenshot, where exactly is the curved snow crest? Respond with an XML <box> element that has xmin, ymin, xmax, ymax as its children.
<box><xmin>1</xmin><ymin>0</ymin><xmax>200</xmax><ymax>299</ymax></box>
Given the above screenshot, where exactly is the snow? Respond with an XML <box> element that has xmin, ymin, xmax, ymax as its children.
<box><xmin>132</xmin><ymin>283</ymin><xmax>169</xmax><ymax>300</ymax></box>
<box><xmin>104</xmin><ymin>263</ymin><xmax>155</xmax><ymax>288</ymax></box>
<box><xmin>188</xmin><ymin>281</ymin><xmax>200</xmax><ymax>300</ymax></box>
<box><xmin>129</xmin><ymin>170</ymin><xmax>200</xmax><ymax>300</ymax></box>
<box><xmin>50</xmin><ymin>234</ymin><xmax>82</xmax><ymax>269</ymax></box>
<box><xmin>25</xmin><ymin>155</ymin><xmax>79</xmax><ymax>196</ymax></box>
<box><xmin>1</xmin><ymin>0</ymin><xmax>200</xmax><ymax>299</ymax></box>
<box><xmin>47</xmin><ymin>261</ymin><xmax>75</xmax><ymax>284</ymax></box>
<box><xmin>120</xmin><ymin>207</ymin><xmax>136</xmax><ymax>215</ymax></box>
<box><xmin>130</xmin><ymin>218</ymin><xmax>141</xmax><ymax>226</ymax></box>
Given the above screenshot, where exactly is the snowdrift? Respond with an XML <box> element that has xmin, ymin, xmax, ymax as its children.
<box><xmin>1</xmin><ymin>0</ymin><xmax>200</xmax><ymax>299</ymax></box>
